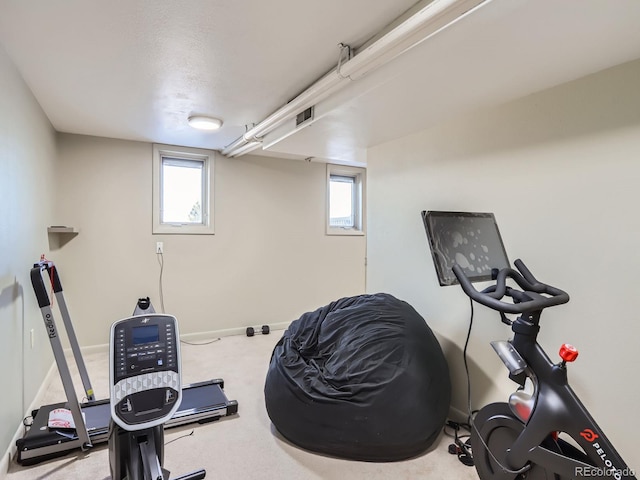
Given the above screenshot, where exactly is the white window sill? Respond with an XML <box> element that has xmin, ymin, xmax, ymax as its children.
<box><xmin>326</xmin><ymin>228</ymin><xmax>365</xmax><ymax>236</ymax></box>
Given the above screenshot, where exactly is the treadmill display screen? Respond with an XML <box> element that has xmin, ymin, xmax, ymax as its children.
<box><xmin>422</xmin><ymin>210</ymin><xmax>510</xmax><ymax>286</ymax></box>
<box><xmin>132</xmin><ymin>325</ymin><xmax>159</xmax><ymax>345</ymax></box>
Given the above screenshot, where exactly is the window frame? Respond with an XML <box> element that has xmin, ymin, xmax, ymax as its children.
<box><xmin>326</xmin><ymin>163</ymin><xmax>366</xmax><ymax>236</ymax></box>
<box><xmin>152</xmin><ymin>144</ymin><xmax>215</xmax><ymax>235</ymax></box>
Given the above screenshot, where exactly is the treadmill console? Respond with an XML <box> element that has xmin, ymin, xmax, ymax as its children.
<box><xmin>109</xmin><ymin>314</ymin><xmax>182</xmax><ymax>431</ymax></box>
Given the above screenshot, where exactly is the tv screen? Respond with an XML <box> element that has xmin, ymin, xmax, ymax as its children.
<box><xmin>422</xmin><ymin>211</ymin><xmax>510</xmax><ymax>286</ymax></box>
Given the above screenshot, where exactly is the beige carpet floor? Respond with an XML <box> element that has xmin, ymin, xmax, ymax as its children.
<box><xmin>6</xmin><ymin>330</ymin><xmax>479</xmax><ymax>479</ymax></box>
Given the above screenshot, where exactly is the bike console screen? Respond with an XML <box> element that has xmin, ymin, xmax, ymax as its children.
<box><xmin>132</xmin><ymin>324</ymin><xmax>159</xmax><ymax>345</ymax></box>
<box><xmin>110</xmin><ymin>314</ymin><xmax>181</xmax><ymax>431</ymax></box>
<box><xmin>422</xmin><ymin>211</ymin><xmax>510</xmax><ymax>286</ymax></box>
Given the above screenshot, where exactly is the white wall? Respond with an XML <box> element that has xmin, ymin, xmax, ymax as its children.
<box><xmin>54</xmin><ymin>134</ymin><xmax>366</xmax><ymax>346</ymax></box>
<box><xmin>0</xmin><ymin>45</ymin><xmax>57</xmax><ymax>466</ymax></box>
<box><xmin>367</xmin><ymin>59</ymin><xmax>640</xmax><ymax>468</ymax></box>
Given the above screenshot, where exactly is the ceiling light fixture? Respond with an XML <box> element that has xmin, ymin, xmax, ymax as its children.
<box><xmin>188</xmin><ymin>115</ymin><xmax>223</xmax><ymax>131</ymax></box>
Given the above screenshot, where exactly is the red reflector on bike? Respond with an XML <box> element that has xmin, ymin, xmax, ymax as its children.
<box><xmin>559</xmin><ymin>343</ymin><xmax>579</xmax><ymax>362</ymax></box>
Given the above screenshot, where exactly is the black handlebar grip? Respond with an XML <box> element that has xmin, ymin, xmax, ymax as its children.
<box><xmin>514</xmin><ymin>259</ymin><xmax>539</xmax><ymax>287</ymax></box>
<box><xmin>452</xmin><ymin>264</ymin><xmax>507</xmax><ymax>308</ymax></box>
<box><xmin>30</xmin><ymin>267</ymin><xmax>51</xmax><ymax>308</ymax></box>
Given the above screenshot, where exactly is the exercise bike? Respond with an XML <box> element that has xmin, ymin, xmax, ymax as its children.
<box><xmin>452</xmin><ymin>259</ymin><xmax>637</xmax><ymax>480</ymax></box>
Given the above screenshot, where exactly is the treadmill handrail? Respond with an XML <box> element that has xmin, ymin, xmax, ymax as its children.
<box><xmin>31</xmin><ymin>261</ymin><xmax>96</xmax><ymax>401</ymax></box>
<box><xmin>29</xmin><ymin>264</ymin><xmax>92</xmax><ymax>451</ymax></box>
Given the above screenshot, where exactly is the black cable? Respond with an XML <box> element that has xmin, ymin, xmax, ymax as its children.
<box><xmin>463</xmin><ymin>297</ymin><xmax>474</xmax><ymax>426</ymax></box>
<box><xmin>155</xmin><ymin>251</ymin><xmax>221</xmax><ymax>347</ymax></box>
<box><xmin>165</xmin><ymin>429</ymin><xmax>195</xmax><ymax>446</ymax></box>
<box><xmin>445</xmin><ymin>420</ymin><xmax>473</xmax><ymax>467</ymax></box>
<box><xmin>445</xmin><ymin>300</ymin><xmax>476</xmax><ymax>467</ymax></box>
<box><xmin>444</xmin><ymin>299</ymin><xmax>476</xmax><ymax>468</ymax></box>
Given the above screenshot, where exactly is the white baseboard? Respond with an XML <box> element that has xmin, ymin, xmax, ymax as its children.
<box><xmin>78</xmin><ymin>322</ymin><xmax>291</xmax><ymax>353</ymax></box>
<box><xmin>448</xmin><ymin>404</ymin><xmax>470</xmax><ymax>424</ymax></box>
<box><xmin>180</xmin><ymin>321</ymin><xmax>290</xmax><ymax>342</ymax></box>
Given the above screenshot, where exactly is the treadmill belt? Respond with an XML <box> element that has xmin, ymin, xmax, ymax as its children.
<box><xmin>179</xmin><ymin>383</ymin><xmax>228</xmax><ymax>411</ymax></box>
<box><xmin>17</xmin><ymin>380</ymin><xmax>236</xmax><ymax>465</ymax></box>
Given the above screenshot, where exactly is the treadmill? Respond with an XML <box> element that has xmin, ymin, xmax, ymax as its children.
<box><xmin>16</xmin><ymin>260</ymin><xmax>238</xmax><ymax>465</ymax></box>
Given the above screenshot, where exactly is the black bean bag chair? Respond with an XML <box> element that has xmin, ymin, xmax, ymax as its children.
<box><xmin>264</xmin><ymin>293</ymin><xmax>451</xmax><ymax>461</ymax></box>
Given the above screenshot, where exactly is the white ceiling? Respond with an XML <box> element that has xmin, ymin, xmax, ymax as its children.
<box><xmin>1</xmin><ymin>0</ymin><xmax>640</xmax><ymax>165</ymax></box>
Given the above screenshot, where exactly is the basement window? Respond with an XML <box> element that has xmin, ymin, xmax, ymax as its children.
<box><xmin>326</xmin><ymin>164</ymin><xmax>365</xmax><ymax>235</ymax></box>
<box><xmin>153</xmin><ymin>144</ymin><xmax>214</xmax><ymax>234</ymax></box>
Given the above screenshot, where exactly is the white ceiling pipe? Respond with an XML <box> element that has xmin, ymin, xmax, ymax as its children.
<box><xmin>339</xmin><ymin>0</ymin><xmax>490</xmax><ymax>81</ymax></box>
<box><xmin>228</xmin><ymin>140</ymin><xmax>262</xmax><ymax>158</ymax></box>
<box><xmin>221</xmin><ymin>68</ymin><xmax>346</xmax><ymax>155</ymax></box>
<box><xmin>222</xmin><ymin>0</ymin><xmax>489</xmax><ymax>157</ymax></box>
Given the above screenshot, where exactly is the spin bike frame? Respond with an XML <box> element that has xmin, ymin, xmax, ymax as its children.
<box><xmin>453</xmin><ymin>260</ymin><xmax>636</xmax><ymax>480</ymax></box>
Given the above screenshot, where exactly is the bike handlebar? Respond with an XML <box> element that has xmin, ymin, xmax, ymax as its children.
<box><xmin>452</xmin><ymin>259</ymin><xmax>569</xmax><ymax>314</ymax></box>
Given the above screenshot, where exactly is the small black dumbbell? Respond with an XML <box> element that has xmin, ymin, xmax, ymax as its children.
<box><xmin>246</xmin><ymin>325</ymin><xmax>270</xmax><ymax>337</ymax></box>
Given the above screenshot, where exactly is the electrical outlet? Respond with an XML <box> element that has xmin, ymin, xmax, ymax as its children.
<box><xmin>156</xmin><ymin>242</ymin><xmax>163</xmax><ymax>254</ymax></box>
<box><xmin>30</xmin><ymin>328</ymin><xmax>35</xmax><ymax>349</ymax></box>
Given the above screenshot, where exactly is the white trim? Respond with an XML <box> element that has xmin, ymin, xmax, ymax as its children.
<box><xmin>448</xmin><ymin>404</ymin><xmax>469</xmax><ymax>424</ymax></box>
<box><xmin>326</xmin><ymin>164</ymin><xmax>366</xmax><ymax>236</ymax></box>
<box><xmin>152</xmin><ymin>144</ymin><xmax>215</xmax><ymax>235</ymax></box>
<box><xmin>179</xmin><ymin>321</ymin><xmax>291</xmax><ymax>341</ymax></box>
